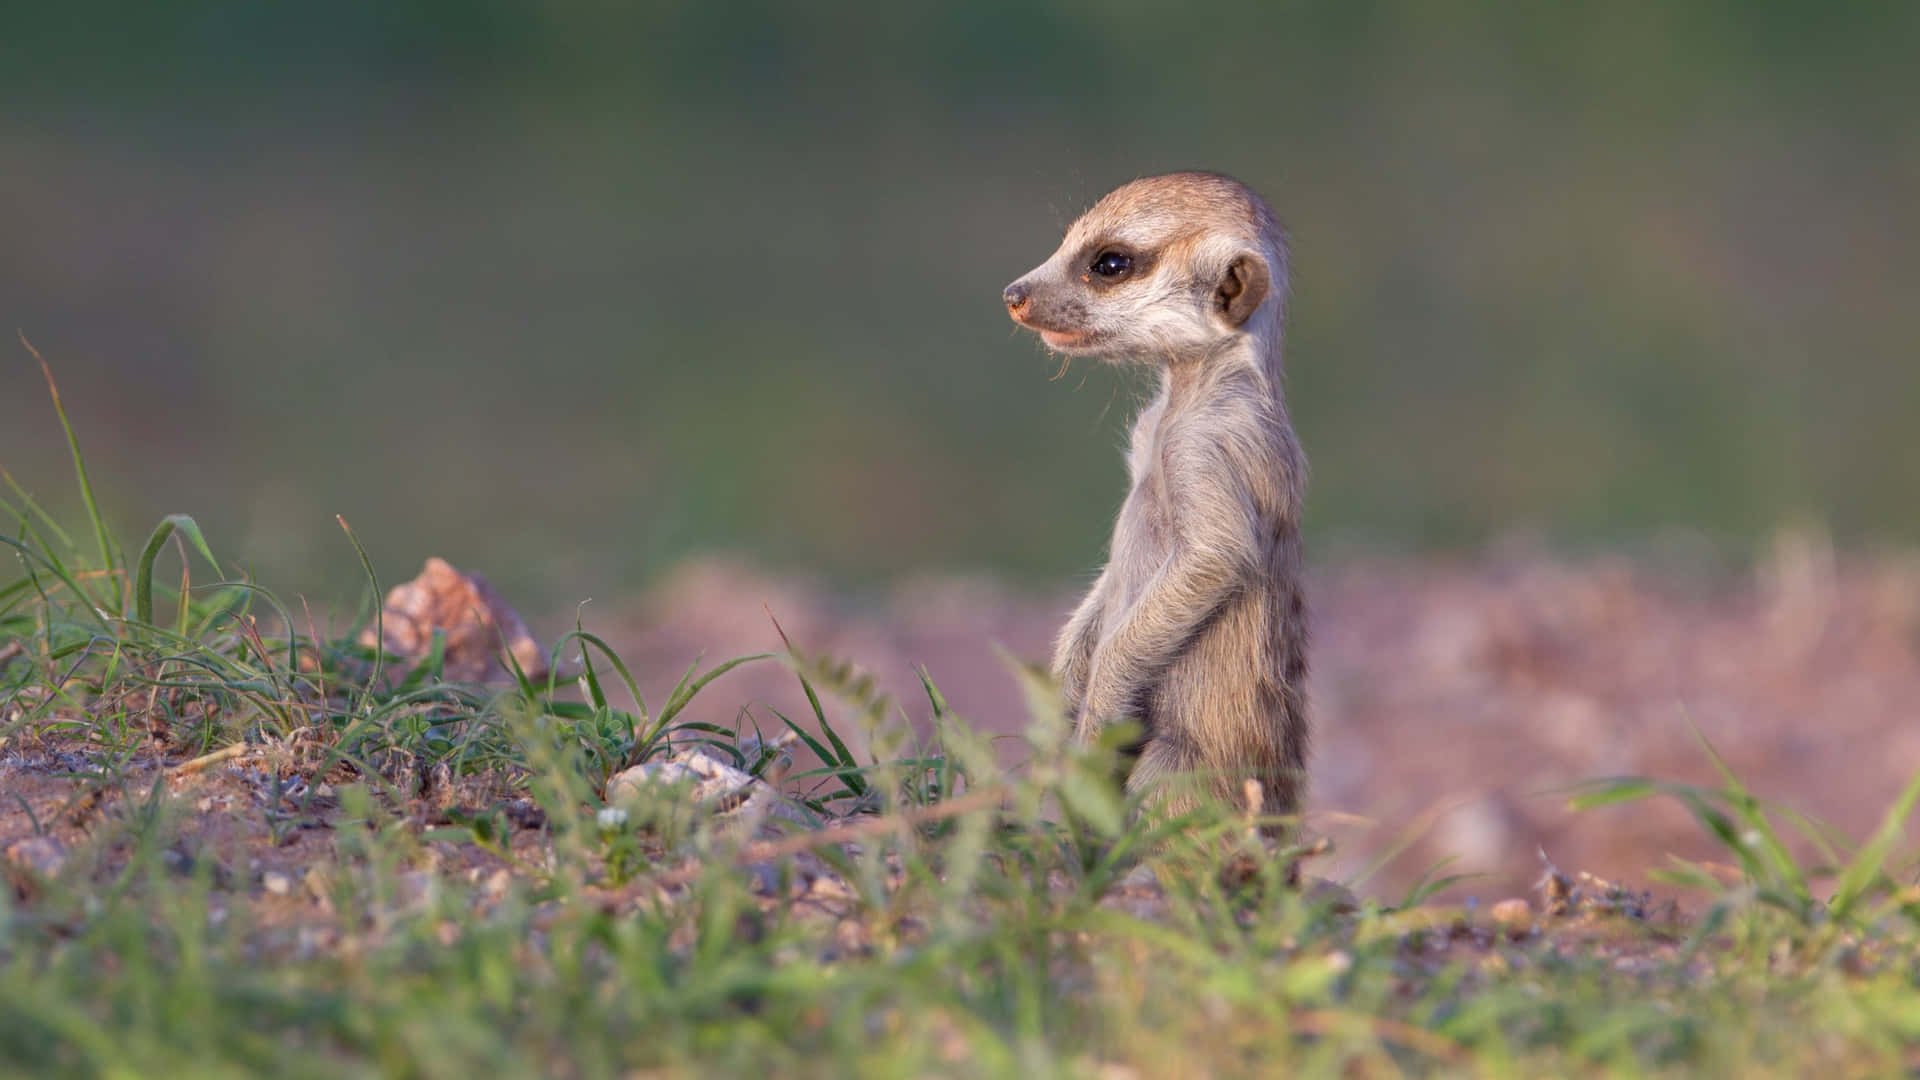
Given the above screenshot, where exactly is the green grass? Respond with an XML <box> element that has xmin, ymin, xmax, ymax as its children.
<box><xmin>6</xmin><ymin>366</ymin><xmax>1920</xmax><ymax>1077</ymax></box>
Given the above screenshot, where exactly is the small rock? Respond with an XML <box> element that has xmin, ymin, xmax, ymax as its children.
<box><xmin>357</xmin><ymin>557</ymin><xmax>546</xmax><ymax>685</ymax></box>
<box><xmin>261</xmin><ymin>871</ymin><xmax>292</xmax><ymax>896</ymax></box>
<box><xmin>1303</xmin><ymin>876</ymin><xmax>1359</xmax><ymax>914</ymax></box>
<box><xmin>806</xmin><ymin>874</ymin><xmax>856</xmax><ymax>903</ymax></box>
<box><xmin>482</xmin><ymin>868</ymin><xmax>512</xmax><ymax>902</ymax></box>
<box><xmin>3</xmin><ymin>835</ymin><xmax>67</xmax><ymax>880</ymax></box>
<box><xmin>161</xmin><ymin>846</ymin><xmax>196</xmax><ymax>875</ymax></box>
<box><xmin>501</xmin><ymin>799</ymin><xmax>546</xmax><ymax>830</ymax></box>
<box><xmin>606</xmin><ymin>759</ymin><xmax>712</xmax><ymax>804</ymax></box>
<box><xmin>605</xmin><ymin>749</ymin><xmax>813</xmax><ymax>826</ymax></box>
<box><xmin>1490</xmin><ymin>897</ymin><xmax>1533</xmax><ymax>929</ymax></box>
<box><xmin>744</xmin><ymin>861</ymin><xmax>783</xmax><ymax>896</ymax></box>
<box><xmin>738</xmin><ymin>728</ymin><xmax>801</xmax><ymax>780</ymax></box>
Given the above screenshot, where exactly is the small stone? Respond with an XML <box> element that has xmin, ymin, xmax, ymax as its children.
<box><xmin>482</xmin><ymin>868</ymin><xmax>512</xmax><ymax>902</ymax></box>
<box><xmin>3</xmin><ymin>835</ymin><xmax>67</xmax><ymax>880</ymax></box>
<box><xmin>737</xmin><ymin>728</ymin><xmax>799</xmax><ymax>779</ymax></box>
<box><xmin>607</xmin><ymin>759</ymin><xmax>703</xmax><ymax>804</ymax></box>
<box><xmin>1303</xmin><ymin>876</ymin><xmax>1359</xmax><ymax>914</ymax></box>
<box><xmin>745</xmin><ymin>862</ymin><xmax>782</xmax><ymax>896</ymax></box>
<box><xmin>356</xmin><ymin>557</ymin><xmax>547</xmax><ymax>685</ymax></box>
<box><xmin>605</xmin><ymin>749</ymin><xmax>813</xmax><ymax>826</ymax></box>
<box><xmin>261</xmin><ymin>871</ymin><xmax>292</xmax><ymax>896</ymax></box>
<box><xmin>807</xmin><ymin>874</ymin><xmax>856</xmax><ymax>902</ymax></box>
<box><xmin>1490</xmin><ymin>897</ymin><xmax>1533</xmax><ymax>929</ymax></box>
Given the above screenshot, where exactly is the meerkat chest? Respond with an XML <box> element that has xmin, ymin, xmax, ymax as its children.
<box><xmin>1102</xmin><ymin>416</ymin><xmax>1176</xmax><ymax>619</ymax></box>
<box><xmin>1113</xmin><ymin>470</ymin><xmax>1170</xmax><ymax>554</ymax></box>
<box><xmin>1103</xmin><ymin>482</ymin><xmax>1170</xmax><ymax>624</ymax></box>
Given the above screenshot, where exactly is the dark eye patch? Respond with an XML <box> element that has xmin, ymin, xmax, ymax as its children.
<box><xmin>1076</xmin><ymin>242</ymin><xmax>1151</xmax><ymax>286</ymax></box>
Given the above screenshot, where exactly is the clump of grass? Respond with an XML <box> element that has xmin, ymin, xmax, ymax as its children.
<box><xmin>7</xmin><ymin>346</ymin><xmax>1920</xmax><ymax>1076</ymax></box>
<box><xmin>1574</xmin><ymin>727</ymin><xmax>1920</xmax><ymax>959</ymax></box>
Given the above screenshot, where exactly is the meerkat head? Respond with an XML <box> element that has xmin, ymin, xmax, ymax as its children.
<box><xmin>1004</xmin><ymin>171</ymin><xmax>1288</xmax><ymax>362</ymax></box>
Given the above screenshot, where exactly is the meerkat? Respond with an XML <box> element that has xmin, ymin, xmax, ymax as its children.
<box><xmin>1003</xmin><ymin>171</ymin><xmax>1309</xmax><ymax>821</ymax></box>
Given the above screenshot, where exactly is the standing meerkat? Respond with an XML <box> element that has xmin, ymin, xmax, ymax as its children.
<box><xmin>1004</xmin><ymin>171</ymin><xmax>1309</xmax><ymax>821</ymax></box>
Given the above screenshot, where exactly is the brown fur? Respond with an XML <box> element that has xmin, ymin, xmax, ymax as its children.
<box><xmin>1004</xmin><ymin>171</ymin><xmax>1309</xmax><ymax>819</ymax></box>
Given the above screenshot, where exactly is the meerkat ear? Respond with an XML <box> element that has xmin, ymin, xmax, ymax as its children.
<box><xmin>1215</xmin><ymin>253</ymin><xmax>1270</xmax><ymax>328</ymax></box>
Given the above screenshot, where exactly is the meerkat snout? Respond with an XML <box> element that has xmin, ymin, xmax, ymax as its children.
<box><xmin>1002</xmin><ymin>280</ymin><xmax>1031</xmax><ymax>313</ymax></box>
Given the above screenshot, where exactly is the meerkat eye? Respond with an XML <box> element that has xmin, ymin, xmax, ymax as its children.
<box><xmin>1089</xmin><ymin>251</ymin><xmax>1133</xmax><ymax>279</ymax></box>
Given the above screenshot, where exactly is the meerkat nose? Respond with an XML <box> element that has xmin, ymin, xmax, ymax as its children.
<box><xmin>1003</xmin><ymin>281</ymin><xmax>1031</xmax><ymax>313</ymax></box>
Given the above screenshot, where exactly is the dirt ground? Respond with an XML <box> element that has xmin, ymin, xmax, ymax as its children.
<box><xmin>588</xmin><ymin>536</ymin><xmax>1920</xmax><ymax>902</ymax></box>
<box><xmin>7</xmin><ymin>539</ymin><xmax>1918</xmax><ymax>909</ymax></box>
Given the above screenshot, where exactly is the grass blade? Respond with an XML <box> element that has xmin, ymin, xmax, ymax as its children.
<box><xmin>21</xmin><ymin>332</ymin><xmax>122</xmax><ymax>614</ymax></box>
<box><xmin>1</xmin><ymin>466</ymin><xmax>77</xmax><ymax>551</ymax></box>
<box><xmin>335</xmin><ymin>515</ymin><xmax>384</xmax><ymax>710</ymax></box>
<box><xmin>1691</xmin><ymin>726</ymin><xmax>1810</xmax><ymax>910</ymax></box>
<box><xmin>1829</xmin><ymin>766</ymin><xmax>1920</xmax><ymax>922</ymax></box>
<box><xmin>656</xmin><ymin>653</ymin><xmax>773</xmax><ymax>727</ymax></box>
<box><xmin>0</xmin><ymin>534</ymin><xmax>112</xmax><ymax>631</ymax></box>
<box><xmin>134</xmin><ymin>514</ymin><xmax>217</xmax><ymax>627</ymax></box>
<box><xmin>548</xmin><ymin>627</ymin><xmax>651</xmax><ymax>722</ymax></box>
<box><xmin>1567</xmin><ymin>777</ymin><xmax>1661</xmax><ymax>810</ymax></box>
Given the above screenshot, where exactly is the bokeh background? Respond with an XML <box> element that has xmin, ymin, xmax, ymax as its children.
<box><xmin>7</xmin><ymin>2</ymin><xmax>1920</xmax><ymax>900</ymax></box>
<box><xmin>5</xmin><ymin>2</ymin><xmax>1917</xmax><ymax>608</ymax></box>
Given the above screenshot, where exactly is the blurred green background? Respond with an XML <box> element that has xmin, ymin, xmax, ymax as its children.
<box><xmin>4</xmin><ymin>2</ymin><xmax>1917</xmax><ymax>608</ymax></box>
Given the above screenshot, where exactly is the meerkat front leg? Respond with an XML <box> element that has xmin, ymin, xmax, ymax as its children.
<box><xmin>1051</xmin><ymin>573</ymin><xmax>1109</xmax><ymax>720</ymax></box>
<box><xmin>1077</xmin><ymin>435</ymin><xmax>1257</xmax><ymax>739</ymax></box>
